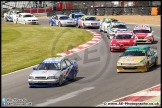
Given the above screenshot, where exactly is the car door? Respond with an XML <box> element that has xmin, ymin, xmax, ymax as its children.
<box><xmin>55</xmin><ymin>16</ymin><xmax>59</xmax><ymax>25</ymax></box>
<box><xmin>18</xmin><ymin>14</ymin><xmax>22</xmax><ymax>23</ymax></box>
<box><xmin>149</xmin><ymin>47</ymin><xmax>156</xmax><ymax>64</ymax></box>
<box><xmin>61</xmin><ymin>60</ymin><xmax>68</xmax><ymax>80</ymax></box>
<box><xmin>64</xmin><ymin>59</ymin><xmax>74</xmax><ymax>78</ymax></box>
<box><xmin>147</xmin><ymin>47</ymin><xmax>154</xmax><ymax>66</ymax></box>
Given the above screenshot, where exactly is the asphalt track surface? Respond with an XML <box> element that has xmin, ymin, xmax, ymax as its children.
<box><xmin>2</xmin><ymin>19</ymin><xmax>161</xmax><ymax>106</ymax></box>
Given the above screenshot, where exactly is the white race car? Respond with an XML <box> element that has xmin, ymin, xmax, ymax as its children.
<box><xmin>4</xmin><ymin>10</ymin><xmax>21</xmax><ymax>22</ymax></box>
<box><xmin>14</xmin><ymin>13</ymin><xmax>39</xmax><ymax>25</ymax></box>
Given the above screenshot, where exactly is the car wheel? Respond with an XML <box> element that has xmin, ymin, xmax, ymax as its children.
<box><xmin>83</xmin><ymin>24</ymin><xmax>86</xmax><ymax>29</ymax></box>
<box><xmin>4</xmin><ymin>18</ymin><xmax>8</xmax><ymax>22</ymax></box>
<box><xmin>152</xmin><ymin>38</ymin><xmax>154</xmax><ymax>44</ymax></box>
<box><xmin>23</xmin><ymin>20</ymin><xmax>26</xmax><ymax>24</ymax></box>
<box><xmin>104</xmin><ymin>27</ymin><xmax>106</xmax><ymax>33</ymax></box>
<box><xmin>58</xmin><ymin>76</ymin><xmax>63</xmax><ymax>86</ymax></box>
<box><xmin>110</xmin><ymin>48</ymin><xmax>112</xmax><ymax>52</ymax></box>
<box><xmin>77</xmin><ymin>24</ymin><xmax>80</xmax><ymax>28</ymax></box>
<box><xmin>58</xmin><ymin>22</ymin><xmax>62</xmax><ymax>27</ymax></box>
<box><xmin>146</xmin><ymin>62</ymin><xmax>150</xmax><ymax>72</ymax></box>
<box><xmin>72</xmin><ymin>71</ymin><xmax>77</xmax><ymax>81</ymax></box>
<box><xmin>107</xmin><ymin>35</ymin><xmax>110</xmax><ymax>39</ymax></box>
<box><xmin>99</xmin><ymin>28</ymin><xmax>102</xmax><ymax>32</ymax></box>
<box><xmin>13</xmin><ymin>19</ymin><xmax>17</xmax><ymax>24</ymax></box>
<box><xmin>154</xmin><ymin>57</ymin><xmax>158</xmax><ymax>66</ymax></box>
<box><xmin>49</xmin><ymin>22</ymin><xmax>53</xmax><ymax>26</ymax></box>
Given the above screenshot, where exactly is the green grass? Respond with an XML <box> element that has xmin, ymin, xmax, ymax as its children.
<box><xmin>2</xmin><ymin>23</ymin><xmax>93</xmax><ymax>75</ymax></box>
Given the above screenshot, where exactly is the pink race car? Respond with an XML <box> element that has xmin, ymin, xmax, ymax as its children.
<box><xmin>133</xmin><ymin>25</ymin><xmax>154</xmax><ymax>43</ymax></box>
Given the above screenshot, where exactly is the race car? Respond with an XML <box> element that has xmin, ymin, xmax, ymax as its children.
<box><xmin>107</xmin><ymin>22</ymin><xmax>129</xmax><ymax>39</ymax></box>
<box><xmin>110</xmin><ymin>31</ymin><xmax>136</xmax><ymax>52</ymax></box>
<box><xmin>14</xmin><ymin>13</ymin><xmax>39</xmax><ymax>24</ymax></box>
<box><xmin>69</xmin><ymin>12</ymin><xmax>85</xmax><ymax>24</ymax></box>
<box><xmin>28</xmin><ymin>57</ymin><xmax>78</xmax><ymax>87</ymax></box>
<box><xmin>99</xmin><ymin>18</ymin><xmax>118</xmax><ymax>33</ymax></box>
<box><xmin>117</xmin><ymin>46</ymin><xmax>158</xmax><ymax>72</ymax></box>
<box><xmin>77</xmin><ymin>15</ymin><xmax>100</xmax><ymax>29</ymax></box>
<box><xmin>49</xmin><ymin>14</ymin><xmax>77</xmax><ymax>27</ymax></box>
<box><xmin>133</xmin><ymin>25</ymin><xmax>154</xmax><ymax>43</ymax></box>
<box><xmin>4</xmin><ymin>10</ymin><xmax>21</xmax><ymax>22</ymax></box>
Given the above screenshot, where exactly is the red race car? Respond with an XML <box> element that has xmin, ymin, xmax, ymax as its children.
<box><xmin>110</xmin><ymin>31</ymin><xmax>137</xmax><ymax>52</ymax></box>
<box><xmin>133</xmin><ymin>25</ymin><xmax>154</xmax><ymax>43</ymax></box>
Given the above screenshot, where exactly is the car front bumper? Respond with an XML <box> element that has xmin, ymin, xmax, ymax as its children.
<box><xmin>110</xmin><ymin>46</ymin><xmax>132</xmax><ymax>51</ymax></box>
<box><xmin>117</xmin><ymin>65</ymin><xmax>147</xmax><ymax>72</ymax></box>
<box><xmin>136</xmin><ymin>38</ymin><xmax>153</xmax><ymax>43</ymax></box>
<box><xmin>26</xmin><ymin>21</ymin><xmax>39</xmax><ymax>25</ymax></box>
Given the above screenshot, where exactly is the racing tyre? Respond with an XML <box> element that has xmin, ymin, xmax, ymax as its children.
<box><xmin>71</xmin><ymin>71</ymin><xmax>77</xmax><ymax>81</ymax></box>
<box><xmin>154</xmin><ymin>57</ymin><xmax>158</xmax><ymax>66</ymax></box>
<box><xmin>13</xmin><ymin>19</ymin><xmax>17</xmax><ymax>24</ymax></box>
<box><xmin>99</xmin><ymin>28</ymin><xmax>102</xmax><ymax>32</ymax></box>
<box><xmin>4</xmin><ymin>18</ymin><xmax>8</xmax><ymax>22</ymax></box>
<box><xmin>152</xmin><ymin>38</ymin><xmax>154</xmax><ymax>44</ymax></box>
<box><xmin>77</xmin><ymin>24</ymin><xmax>80</xmax><ymax>28</ymax></box>
<box><xmin>146</xmin><ymin>62</ymin><xmax>150</xmax><ymax>72</ymax></box>
<box><xmin>107</xmin><ymin>35</ymin><xmax>110</xmax><ymax>39</ymax></box>
<box><xmin>23</xmin><ymin>20</ymin><xmax>26</xmax><ymax>24</ymax></box>
<box><xmin>58</xmin><ymin>22</ymin><xmax>62</xmax><ymax>27</ymax></box>
<box><xmin>104</xmin><ymin>27</ymin><xmax>106</xmax><ymax>33</ymax></box>
<box><xmin>82</xmin><ymin>24</ymin><xmax>86</xmax><ymax>29</ymax></box>
<box><xmin>49</xmin><ymin>22</ymin><xmax>53</xmax><ymax>26</ymax></box>
<box><xmin>58</xmin><ymin>76</ymin><xmax>63</xmax><ymax>86</ymax></box>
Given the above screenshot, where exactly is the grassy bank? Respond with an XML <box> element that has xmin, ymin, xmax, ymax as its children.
<box><xmin>2</xmin><ymin>23</ymin><xmax>93</xmax><ymax>75</ymax></box>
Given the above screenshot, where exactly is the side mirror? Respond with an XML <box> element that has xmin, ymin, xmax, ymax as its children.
<box><xmin>61</xmin><ymin>66</ymin><xmax>66</xmax><ymax>70</ymax></box>
<box><xmin>119</xmin><ymin>53</ymin><xmax>123</xmax><ymax>57</ymax></box>
<box><xmin>33</xmin><ymin>67</ymin><xmax>37</xmax><ymax>70</ymax></box>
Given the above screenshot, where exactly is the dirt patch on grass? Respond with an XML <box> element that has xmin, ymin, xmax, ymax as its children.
<box><xmin>95</xmin><ymin>15</ymin><xmax>160</xmax><ymax>25</ymax></box>
<box><xmin>37</xmin><ymin>15</ymin><xmax>160</xmax><ymax>25</ymax></box>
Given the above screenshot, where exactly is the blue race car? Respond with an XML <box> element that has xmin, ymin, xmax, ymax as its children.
<box><xmin>69</xmin><ymin>12</ymin><xmax>85</xmax><ymax>24</ymax></box>
<box><xmin>28</xmin><ymin>57</ymin><xmax>78</xmax><ymax>87</ymax></box>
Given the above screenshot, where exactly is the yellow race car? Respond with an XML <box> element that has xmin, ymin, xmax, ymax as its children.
<box><xmin>117</xmin><ymin>46</ymin><xmax>158</xmax><ymax>72</ymax></box>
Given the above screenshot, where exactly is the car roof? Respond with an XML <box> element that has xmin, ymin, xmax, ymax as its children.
<box><xmin>82</xmin><ymin>15</ymin><xmax>95</xmax><ymax>18</ymax></box>
<box><xmin>42</xmin><ymin>57</ymin><xmax>64</xmax><ymax>63</ymax></box>
<box><xmin>56</xmin><ymin>14</ymin><xmax>68</xmax><ymax>17</ymax></box>
<box><xmin>126</xmin><ymin>46</ymin><xmax>150</xmax><ymax>51</ymax></box>
<box><xmin>116</xmin><ymin>31</ymin><xmax>133</xmax><ymax>34</ymax></box>
<box><xmin>19</xmin><ymin>13</ymin><xmax>33</xmax><ymax>15</ymax></box>
<box><xmin>71</xmin><ymin>12</ymin><xmax>84</xmax><ymax>15</ymax></box>
<box><xmin>134</xmin><ymin>25</ymin><xmax>151</xmax><ymax>30</ymax></box>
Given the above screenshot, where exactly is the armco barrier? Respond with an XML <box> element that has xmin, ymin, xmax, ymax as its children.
<box><xmin>46</xmin><ymin>6</ymin><xmax>161</xmax><ymax>17</ymax></box>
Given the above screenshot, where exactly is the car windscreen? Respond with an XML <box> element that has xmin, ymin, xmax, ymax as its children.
<box><xmin>16</xmin><ymin>12</ymin><xmax>21</xmax><ymax>14</ymax></box>
<box><xmin>23</xmin><ymin>14</ymin><xmax>34</xmax><ymax>17</ymax></box>
<box><xmin>85</xmin><ymin>17</ymin><xmax>97</xmax><ymax>21</ymax></box>
<box><xmin>133</xmin><ymin>30</ymin><xmax>151</xmax><ymax>33</ymax></box>
<box><xmin>37</xmin><ymin>63</ymin><xmax>61</xmax><ymax>70</ymax></box>
<box><xmin>122</xmin><ymin>50</ymin><xmax>146</xmax><ymax>56</ymax></box>
<box><xmin>59</xmin><ymin>16</ymin><xmax>69</xmax><ymax>20</ymax></box>
<box><xmin>75</xmin><ymin>14</ymin><xmax>84</xmax><ymax>18</ymax></box>
<box><xmin>112</xmin><ymin>25</ymin><xmax>127</xmax><ymax>29</ymax></box>
<box><xmin>115</xmin><ymin>34</ymin><xmax>132</xmax><ymax>39</ymax></box>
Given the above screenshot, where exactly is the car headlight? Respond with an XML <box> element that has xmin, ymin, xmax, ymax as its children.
<box><xmin>117</xmin><ymin>62</ymin><xmax>122</xmax><ymax>65</ymax></box>
<box><xmin>85</xmin><ymin>23</ymin><xmax>90</xmax><ymax>25</ymax></box>
<box><xmin>146</xmin><ymin>33</ymin><xmax>152</xmax><ymax>37</ymax></box>
<box><xmin>47</xmin><ymin>76</ymin><xmax>57</xmax><ymax>79</ymax></box>
<box><xmin>139</xmin><ymin>59</ymin><xmax>145</xmax><ymax>65</ymax></box>
<box><xmin>29</xmin><ymin>76</ymin><xmax>34</xmax><ymax>79</ymax></box>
